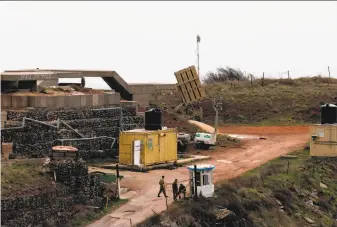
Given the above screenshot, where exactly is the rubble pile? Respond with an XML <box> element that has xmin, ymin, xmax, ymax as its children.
<box><xmin>2</xmin><ymin>105</ymin><xmax>143</xmax><ymax>159</ymax></box>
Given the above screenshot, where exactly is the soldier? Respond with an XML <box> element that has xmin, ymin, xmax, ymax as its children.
<box><xmin>172</xmin><ymin>179</ymin><xmax>178</xmax><ymax>200</ymax></box>
<box><xmin>178</xmin><ymin>183</ymin><xmax>186</xmax><ymax>199</ymax></box>
<box><xmin>158</xmin><ymin>176</ymin><xmax>168</xmax><ymax>198</ymax></box>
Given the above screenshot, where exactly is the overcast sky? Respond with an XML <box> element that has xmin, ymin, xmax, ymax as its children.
<box><xmin>1</xmin><ymin>1</ymin><xmax>336</xmax><ymax>89</ymax></box>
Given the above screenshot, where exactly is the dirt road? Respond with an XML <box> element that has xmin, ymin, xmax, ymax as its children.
<box><xmin>87</xmin><ymin>125</ymin><xmax>309</xmax><ymax>227</ymax></box>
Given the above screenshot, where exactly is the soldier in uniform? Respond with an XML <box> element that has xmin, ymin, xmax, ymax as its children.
<box><xmin>178</xmin><ymin>183</ymin><xmax>186</xmax><ymax>199</ymax></box>
<box><xmin>172</xmin><ymin>179</ymin><xmax>178</xmax><ymax>200</ymax></box>
<box><xmin>158</xmin><ymin>176</ymin><xmax>168</xmax><ymax>198</ymax></box>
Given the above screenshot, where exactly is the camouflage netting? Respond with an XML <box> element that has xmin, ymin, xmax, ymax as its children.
<box><xmin>1</xmin><ymin>105</ymin><xmax>144</xmax><ymax>159</ymax></box>
<box><xmin>1</xmin><ymin>159</ymin><xmax>111</xmax><ymax>227</ymax></box>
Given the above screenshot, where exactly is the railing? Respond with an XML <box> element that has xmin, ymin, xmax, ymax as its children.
<box><xmin>1</xmin><ymin>117</ymin><xmax>117</xmax><ymax>150</ymax></box>
<box><xmin>55</xmin><ymin>136</ymin><xmax>116</xmax><ymax>149</ymax></box>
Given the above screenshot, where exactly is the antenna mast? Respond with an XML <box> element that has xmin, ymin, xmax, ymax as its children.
<box><xmin>197</xmin><ymin>35</ymin><xmax>201</xmax><ymax>76</ymax></box>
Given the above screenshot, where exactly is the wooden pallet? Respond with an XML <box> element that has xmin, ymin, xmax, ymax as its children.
<box><xmin>174</xmin><ymin>66</ymin><xmax>205</xmax><ymax>104</ymax></box>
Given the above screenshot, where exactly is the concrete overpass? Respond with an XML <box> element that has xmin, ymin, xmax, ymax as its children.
<box><xmin>1</xmin><ymin>69</ymin><xmax>133</xmax><ymax>101</ymax></box>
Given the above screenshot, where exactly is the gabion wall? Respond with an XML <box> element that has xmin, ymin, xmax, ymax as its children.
<box><xmin>1</xmin><ymin>159</ymin><xmax>110</xmax><ymax>227</ymax></box>
<box><xmin>1</xmin><ymin>105</ymin><xmax>144</xmax><ymax>159</ymax></box>
<box><xmin>1</xmin><ymin>186</ymin><xmax>76</xmax><ymax>227</ymax></box>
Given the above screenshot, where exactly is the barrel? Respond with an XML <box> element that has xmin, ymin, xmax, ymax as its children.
<box><xmin>321</xmin><ymin>103</ymin><xmax>337</xmax><ymax>124</ymax></box>
<box><xmin>145</xmin><ymin>108</ymin><xmax>162</xmax><ymax>130</ymax></box>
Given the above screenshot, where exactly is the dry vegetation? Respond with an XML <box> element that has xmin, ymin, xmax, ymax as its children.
<box><xmin>195</xmin><ymin>75</ymin><xmax>337</xmax><ymax>125</ymax></box>
<box><xmin>152</xmin><ymin>67</ymin><xmax>336</xmax><ymax>125</ymax></box>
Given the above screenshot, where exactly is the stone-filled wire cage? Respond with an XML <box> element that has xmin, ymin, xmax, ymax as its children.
<box><xmin>1</xmin><ymin>105</ymin><xmax>144</xmax><ymax>159</ymax></box>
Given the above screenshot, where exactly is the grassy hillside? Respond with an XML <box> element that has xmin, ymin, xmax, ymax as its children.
<box><xmin>138</xmin><ymin>148</ymin><xmax>337</xmax><ymax>227</ymax></box>
<box><xmin>186</xmin><ymin>76</ymin><xmax>337</xmax><ymax>125</ymax></box>
<box><xmin>1</xmin><ymin>160</ymin><xmax>53</xmax><ymax>198</ymax></box>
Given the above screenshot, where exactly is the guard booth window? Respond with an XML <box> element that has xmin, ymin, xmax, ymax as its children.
<box><xmin>203</xmin><ymin>174</ymin><xmax>209</xmax><ymax>186</ymax></box>
<box><xmin>195</xmin><ymin>172</ymin><xmax>201</xmax><ymax>186</ymax></box>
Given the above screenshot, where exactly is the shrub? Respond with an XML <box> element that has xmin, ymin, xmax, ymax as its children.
<box><xmin>203</xmin><ymin>67</ymin><xmax>249</xmax><ymax>84</ymax></box>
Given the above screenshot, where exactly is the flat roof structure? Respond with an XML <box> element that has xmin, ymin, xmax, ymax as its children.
<box><xmin>1</xmin><ymin>69</ymin><xmax>133</xmax><ymax>100</ymax></box>
<box><xmin>1</xmin><ymin>71</ymin><xmax>83</xmax><ymax>80</ymax></box>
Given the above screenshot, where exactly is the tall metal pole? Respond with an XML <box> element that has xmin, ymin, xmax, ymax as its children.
<box><xmin>197</xmin><ymin>35</ymin><xmax>200</xmax><ymax>76</ymax></box>
<box><xmin>328</xmin><ymin>66</ymin><xmax>331</xmax><ymax>78</ymax></box>
<box><xmin>194</xmin><ymin>164</ymin><xmax>198</xmax><ymax>199</ymax></box>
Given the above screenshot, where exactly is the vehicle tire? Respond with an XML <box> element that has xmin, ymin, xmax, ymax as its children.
<box><xmin>201</xmin><ymin>144</ymin><xmax>211</xmax><ymax>150</ymax></box>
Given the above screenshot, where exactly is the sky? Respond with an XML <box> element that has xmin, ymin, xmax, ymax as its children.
<box><xmin>0</xmin><ymin>1</ymin><xmax>336</xmax><ymax>89</ymax></box>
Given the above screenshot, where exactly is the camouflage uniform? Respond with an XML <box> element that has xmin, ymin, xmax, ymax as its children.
<box><xmin>158</xmin><ymin>179</ymin><xmax>168</xmax><ymax>197</ymax></box>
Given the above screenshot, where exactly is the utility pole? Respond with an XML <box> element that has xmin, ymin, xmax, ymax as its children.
<box><xmin>197</xmin><ymin>35</ymin><xmax>201</xmax><ymax>76</ymax></box>
<box><xmin>213</xmin><ymin>97</ymin><xmax>223</xmax><ymax>139</ymax></box>
<box><xmin>328</xmin><ymin>66</ymin><xmax>331</xmax><ymax>87</ymax></box>
<box><xmin>194</xmin><ymin>164</ymin><xmax>197</xmax><ymax>199</ymax></box>
<box><xmin>250</xmin><ymin>74</ymin><xmax>253</xmax><ymax>87</ymax></box>
<box><xmin>116</xmin><ymin>164</ymin><xmax>120</xmax><ymax>200</ymax></box>
<box><xmin>328</xmin><ymin>66</ymin><xmax>331</xmax><ymax>78</ymax></box>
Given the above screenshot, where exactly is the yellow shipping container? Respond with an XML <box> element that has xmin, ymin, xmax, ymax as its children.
<box><xmin>119</xmin><ymin>128</ymin><xmax>178</xmax><ymax>166</ymax></box>
<box><xmin>310</xmin><ymin>124</ymin><xmax>337</xmax><ymax>157</ymax></box>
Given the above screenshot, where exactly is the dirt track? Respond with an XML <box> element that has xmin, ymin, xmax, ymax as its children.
<box><xmin>219</xmin><ymin>125</ymin><xmax>309</xmax><ymax>136</ymax></box>
<box><xmin>87</xmin><ymin>125</ymin><xmax>309</xmax><ymax>227</ymax></box>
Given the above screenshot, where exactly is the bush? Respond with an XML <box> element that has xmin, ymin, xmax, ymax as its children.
<box><xmin>203</xmin><ymin>67</ymin><xmax>249</xmax><ymax>84</ymax></box>
<box><xmin>273</xmin><ymin>188</ymin><xmax>297</xmax><ymax>212</ymax></box>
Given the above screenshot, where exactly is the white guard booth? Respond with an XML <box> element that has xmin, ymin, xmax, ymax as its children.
<box><xmin>188</xmin><ymin>164</ymin><xmax>215</xmax><ymax>198</ymax></box>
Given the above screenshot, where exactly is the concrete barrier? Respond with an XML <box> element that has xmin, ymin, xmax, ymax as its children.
<box><xmin>11</xmin><ymin>96</ymin><xmax>28</xmax><ymax>108</ymax></box>
<box><xmin>2</xmin><ymin>93</ymin><xmax>121</xmax><ymax>109</ymax></box>
<box><xmin>1</xmin><ymin>95</ymin><xmax>12</xmax><ymax>108</ymax></box>
<box><xmin>85</xmin><ymin>95</ymin><xmax>93</xmax><ymax>107</ymax></box>
<box><xmin>97</xmin><ymin>94</ymin><xmax>105</xmax><ymax>106</ymax></box>
<box><xmin>80</xmin><ymin>95</ymin><xmax>87</xmax><ymax>107</ymax></box>
<box><xmin>92</xmin><ymin>94</ymin><xmax>99</xmax><ymax>106</ymax></box>
<box><xmin>46</xmin><ymin>96</ymin><xmax>58</xmax><ymax>108</ymax></box>
<box><xmin>73</xmin><ymin>96</ymin><xmax>81</xmax><ymax>108</ymax></box>
<box><xmin>32</xmin><ymin>96</ymin><xmax>47</xmax><ymax>108</ymax></box>
<box><xmin>65</xmin><ymin>96</ymin><xmax>81</xmax><ymax>108</ymax></box>
<box><xmin>112</xmin><ymin>93</ymin><xmax>120</xmax><ymax>104</ymax></box>
<box><xmin>55</xmin><ymin>96</ymin><xmax>65</xmax><ymax>108</ymax></box>
<box><xmin>103</xmin><ymin>94</ymin><xmax>110</xmax><ymax>105</ymax></box>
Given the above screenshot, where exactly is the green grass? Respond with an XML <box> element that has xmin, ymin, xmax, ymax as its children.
<box><xmin>163</xmin><ymin>77</ymin><xmax>337</xmax><ymax>125</ymax></box>
<box><xmin>1</xmin><ymin>160</ymin><xmax>52</xmax><ymax>198</ymax></box>
<box><xmin>138</xmin><ymin>148</ymin><xmax>337</xmax><ymax>227</ymax></box>
<box><xmin>204</xmin><ymin>80</ymin><xmax>336</xmax><ymax>124</ymax></box>
<box><xmin>99</xmin><ymin>174</ymin><xmax>118</xmax><ymax>183</ymax></box>
<box><xmin>87</xmin><ymin>158</ymin><xmax>118</xmax><ymax>167</ymax></box>
<box><xmin>71</xmin><ymin>199</ymin><xmax>128</xmax><ymax>227</ymax></box>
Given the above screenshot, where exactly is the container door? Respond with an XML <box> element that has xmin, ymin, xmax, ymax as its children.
<box><xmin>159</xmin><ymin>136</ymin><xmax>165</xmax><ymax>161</ymax></box>
<box><xmin>133</xmin><ymin>140</ymin><xmax>141</xmax><ymax>165</ymax></box>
